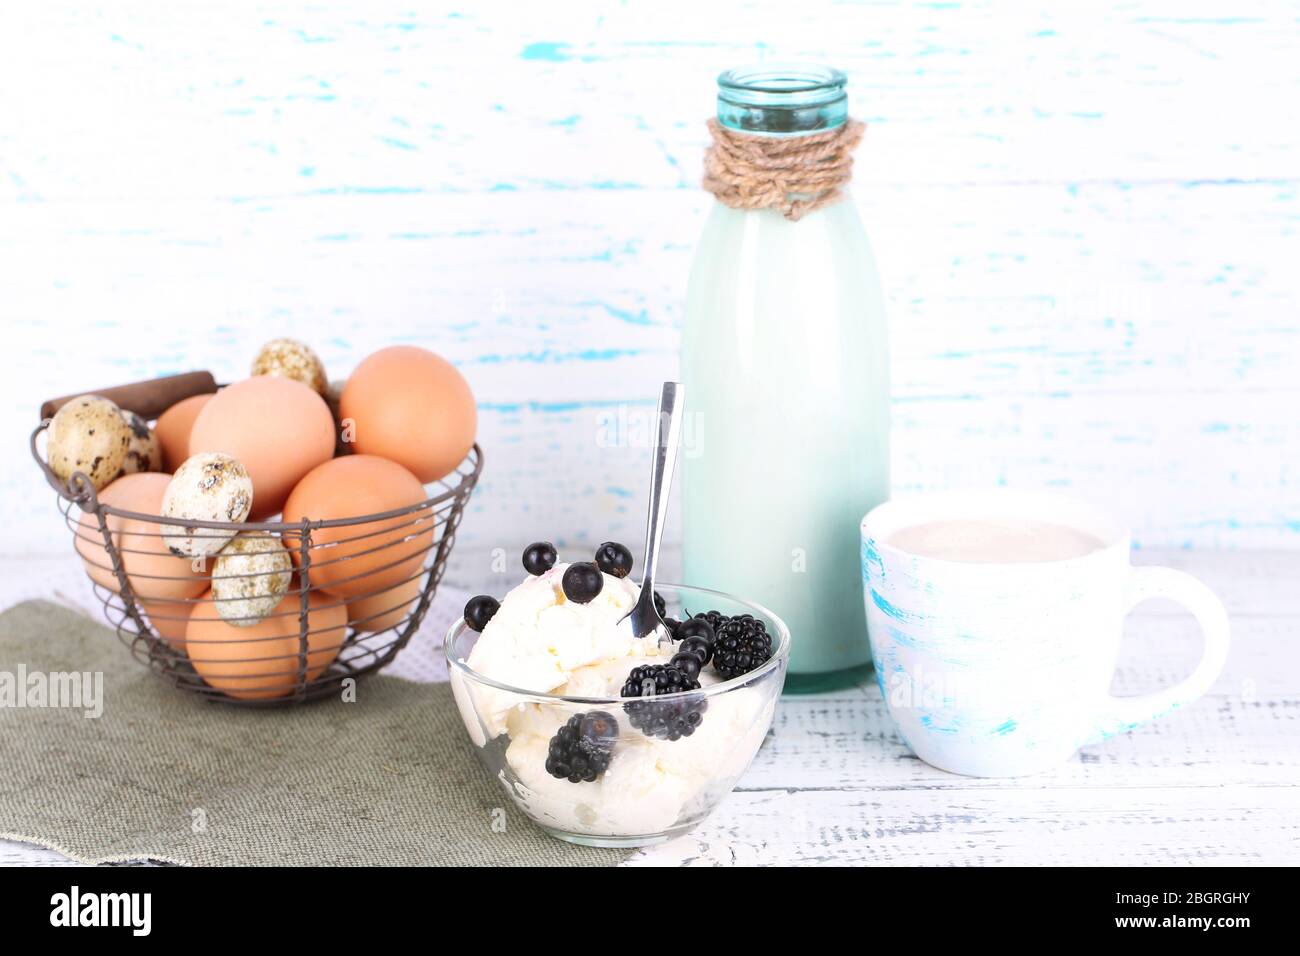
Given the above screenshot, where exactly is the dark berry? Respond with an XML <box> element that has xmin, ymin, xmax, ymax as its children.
<box><xmin>579</xmin><ymin>710</ymin><xmax>619</xmax><ymax>743</ymax></box>
<box><xmin>691</xmin><ymin>609</ymin><xmax>727</xmax><ymax>632</ymax></box>
<box><xmin>675</xmin><ymin>617</ymin><xmax>715</xmax><ymax>645</ymax></box>
<box><xmin>620</xmin><ymin>664</ymin><xmax>706</xmax><ymax>741</ymax></box>
<box><xmin>669</xmin><ymin>652</ymin><xmax>701</xmax><ymax>681</ymax></box>
<box><xmin>463</xmin><ymin>594</ymin><xmax>500</xmax><ymax>632</ymax></box>
<box><xmin>674</xmin><ymin>617</ymin><xmax>715</xmax><ymax>665</ymax></box>
<box><xmin>561</xmin><ymin>562</ymin><xmax>604</xmax><ymax>604</ymax></box>
<box><xmin>709</xmin><ymin>613</ymin><xmax>773</xmax><ymax>680</ymax></box>
<box><xmin>678</xmin><ymin>635</ymin><xmax>713</xmax><ymax>666</ymax></box>
<box><xmin>653</xmin><ymin>590</ymin><xmax>668</xmax><ymax>619</ymax></box>
<box><xmin>522</xmin><ymin>541</ymin><xmax>558</xmax><ymax>576</ymax></box>
<box><xmin>544</xmin><ymin>711</ymin><xmax>619</xmax><ymax>783</ymax></box>
<box><xmin>594</xmin><ymin>541</ymin><xmax>634</xmax><ymax>579</ymax></box>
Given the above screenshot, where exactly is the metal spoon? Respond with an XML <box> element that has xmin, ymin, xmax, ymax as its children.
<box><xmin>617</xmin><ymin>381</ymin><xmax>684</xmax><ymax>645</ymax></box>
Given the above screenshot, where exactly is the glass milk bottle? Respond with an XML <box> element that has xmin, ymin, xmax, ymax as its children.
<box><xmin>682</xmin><ymin>65</ymin><xmax>889</xmax><ymax>693</ymax></box>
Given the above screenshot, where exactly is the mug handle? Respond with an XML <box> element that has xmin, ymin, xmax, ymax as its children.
<box><xmin>1089</xmin><ymin>566</ymin><xmax>1230</xmax><ymax>744</ymax></box>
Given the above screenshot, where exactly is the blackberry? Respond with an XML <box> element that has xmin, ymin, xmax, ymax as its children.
<box><xmin>653</xmin><ymin>590</ymin><xmax>668</xmax><ymax>620</ymax></box>
<box><xmin>620</xmin><ymin>664</ymin><xmax>707</xmax><ymax>741</ymax></box>
<box><xmin>690</xmin><ymin>609</ymin><xmax>728</xmax><ymax>632</ymax></box>
<box><xmin>709</xmin><ymin>613</ymin><xmax>773</xmax><ymax>680</ymax></box>
<box><xmin>544</xmin><ymin>711</ymin><xmax>619</xmax><ymax>783</ymax></box>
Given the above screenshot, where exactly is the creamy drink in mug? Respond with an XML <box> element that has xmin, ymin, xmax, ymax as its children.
<box><xmin>860</xmin><ymin>491</ymin><xmax>1230</xmax><ymax>777</ymax></box>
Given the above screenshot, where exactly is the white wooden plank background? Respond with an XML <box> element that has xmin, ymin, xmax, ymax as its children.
<box><xmin>1</xmin><ymin>1</ymin><xmax>1299</xmax><ymax>584</ymax></box>
<box><xmin>2</xmin><ymin>548</ymin><xmax>1297</xmax><ymax>866</ymax></box>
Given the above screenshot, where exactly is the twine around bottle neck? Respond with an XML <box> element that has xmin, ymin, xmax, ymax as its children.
<box><xmin>702</xmin><ymin>117</ymin><xmax>866</xmax><ymax>222</ymax></box>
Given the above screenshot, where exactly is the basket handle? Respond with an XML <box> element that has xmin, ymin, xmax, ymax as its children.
<box><xmin>40</xmin><ymin>371</ymin><xmax>218</xmax><ymax>421</ymax></box>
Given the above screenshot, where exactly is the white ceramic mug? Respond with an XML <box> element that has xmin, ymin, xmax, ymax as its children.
<box><xmin>860</xmin><ymin>491</ymin><xmax>1230</xmax><ymax>777</ymax></box>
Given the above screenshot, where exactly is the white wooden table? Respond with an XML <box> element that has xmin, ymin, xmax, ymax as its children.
<box><xmin>2</xmin><ymin>550</ymin><xmax>1297</xmax><ymax>866</ymax></box>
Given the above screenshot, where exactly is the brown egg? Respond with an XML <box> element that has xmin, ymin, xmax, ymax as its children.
<box><xmin>282</xmin><ymin>455</ymin><xmax>433</xmax><ymax>599</ymax></box>
<box><xmin>140</xmin><ymin>598</ymin><xmax>198</xmax><ymax>650</ymax></box>
<box><xmin>155</xmin><ymin>393</ymin><xmax>213</xmax><ymax>473</ymax></box>
<box><xmin>338</xmin><ymin>573</ymin><xmax>423</xmax><ymax>632</ymax></box>
<box><xmin>74</xmin><ymin>481</ymin><xmax>133</xmax><ymax>592</ymax></box>
<box><xmin>74</xmin><ymin>472</ymin><xmax>209</xmax><ymax>602</ymax></box>
<box><xmin>75</xmin><ymin>511</ymin><xmax>123</xmax><ymax>592</ymax></box>
<box><xmin>185</xmin><ymin>590</ymin><xmax>346</xmax><ymax>700</ymax></box>
<box><xmin>113</xmin><ymin>474</ymin><xmax>212</xmax><ymax>603</ymax></box>
<box><xmin>339</xmin><ymin>345</ymin><xmax>476</xmax><ymax>482</ymax></box>
<box><xmin>325</xmin><ymin>378</ymin><xmax>351</xmax><ymax>457</ymax></box>
<box><xmin>189</xmin><ymin>376</ymin><xmax>335</xmax><ymax>519</ymax></box>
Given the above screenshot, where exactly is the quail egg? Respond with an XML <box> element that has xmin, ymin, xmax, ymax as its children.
<box><xmin>46</xmin><ymin>395</ymin><xmax>132</xmax><ymax>491</ymax></box>
<box><xmin>120</xmin><ymin>410</ymin><xmax>161</xmax><ymax>475</ymax></box>
<box><xmin>251</xmin><ymin>338</ymin><xmax>328</xmax><ymax>396</ymax></box>
<box><xmin>211</xmin><ymin>531</ymin><xmax>293</xmax><ymax>627</ymax></box>
<box><xmin>160</xmin><ymin>452</ymin><xmax>254</xmax><ymax>557</ymax></box>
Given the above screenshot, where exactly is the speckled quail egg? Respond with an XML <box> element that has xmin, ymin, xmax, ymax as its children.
<box><xmin>46</xmin><ymin>395</ymin><xmax>132</xmax><ymax>490</ymax></box>
<box><xmin>160</xmin><ymin>452</ymin><xmax>254</xmax><ymax>557</ymax></box>
<box><xmin>251</xmin><ymin>338</ymin><xmax>328</xmax><ymax>396</ymax></box>
<box><xmin>120</xmin><ymin>410</ymin><xmax>161</xmax><ymax>475</ymax></box>
<box><xmin>211</xmin><ymin>531</ymin><xmax>293</xmax><ymax>627</ymax></box>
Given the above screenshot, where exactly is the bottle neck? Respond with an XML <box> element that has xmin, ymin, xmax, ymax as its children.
<box><xmin>716</xmin><ymin>63</ymin><xmax>848</xmax><ymax>136</ymax></box>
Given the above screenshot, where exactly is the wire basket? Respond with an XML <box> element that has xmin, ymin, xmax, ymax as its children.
<box><xmin>31</xmin><ymin>371</ymin><xmax>483</xmax><ymax>707</ymax></box>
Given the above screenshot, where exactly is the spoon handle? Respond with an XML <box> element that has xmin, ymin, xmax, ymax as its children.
<box><xmin>637</xmin><ymin>381</ymin><xmax>684</xmax><ymax>610</ymax></box>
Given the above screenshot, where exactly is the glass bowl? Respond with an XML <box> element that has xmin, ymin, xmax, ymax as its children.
<box><xmin>445</xmin><ymin>582</ymin><xmax>790</xmax><ymax>847</ymax></box>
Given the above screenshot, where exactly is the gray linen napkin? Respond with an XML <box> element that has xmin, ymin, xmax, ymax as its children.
<box><xmin>0</xmin><ymin>600</ymin><xmax>627</xmax><ymax>866</ymax></box>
